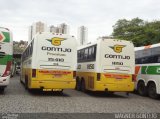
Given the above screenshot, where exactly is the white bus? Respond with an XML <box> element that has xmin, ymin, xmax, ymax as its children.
<box><xmin>135</xmin><ymin>44</ymin><xmax>160</xmax><ymax>99</ymax></box>
<box><xmin>20</xmin><ymin>32</ymin><xmax>77</xmax><ymax>92</ymax></box>
<box><xmin>76</xmin><ymin>38</ymin><xmax>135</xmax><ymax>93</ymax></box>
<box><xmin>0</xmin><ymin>27</ymin><xmax>13</xmax><ymax>92</ymax></box>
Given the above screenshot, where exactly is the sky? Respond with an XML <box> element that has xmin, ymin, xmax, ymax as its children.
<box><xmin>0</xmin><ymin>0</ymin><xmax>160</xmax><ymax>42</ymax></box>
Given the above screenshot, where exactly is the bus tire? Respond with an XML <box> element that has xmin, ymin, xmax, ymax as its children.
<box><xmin>137</xmin><ymin>81</ymin><xmax>147</xmax><ymax>96</ymax></box>
<box><xmin>148</xmin><ymin>82</ymin><xmax>159</xmax><ymax>99</ymax></box>
<box><xmin>0</xmin><ymin>87</ymin><xmax>5</xmax><ymax>93</ymax></box>
<box><xmin>20</xmin><ymin>79</ymin><xmax>23</xmax><ymax>84</ymax></box>
<box><xmin>76</xmin><ymin>79</ymin><xmax>81</xmax><ymax>91</ymax></box>
<box><xmin>25</xmin><ymin>77</ymin><xmax>28</xmax><ymax>90</ymax></box>
<box><xmin>20</xmin><ymin>76</ymin><xmax>23</xmax><ymax>84</ymax></box>
<box><xmin>59</xmin><ymin>89</ymin><xmax>63</xmax><ymax>94</ymax></box>
<box><xmin>81</xmin><ymin>79</ymin><xmax>86</xmax><ymax>92</ymax></box>
<box><xmin>10</xmin><ymin>74</ymin><xmax>13</xmax><ymax>78</ymax></box>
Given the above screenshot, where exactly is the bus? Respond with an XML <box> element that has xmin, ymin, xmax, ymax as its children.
<box><xmin>76</xmin><ymin>38</ymin><xmax>135</xmax><ymax>93</ymax></box>
<box><xmin>0</xmin><ymin>27</ymin><xmax>13</xmax><ymax>92</ymax></box>
<box><xmin>135</xmin><ymin>44</ymin><xmax>160</xmax><ymax>99</ymax></box>
<box><xmin>20</xmin><ymin>32</ymin><xmax>77</xmax><ymax>92</ymax></box>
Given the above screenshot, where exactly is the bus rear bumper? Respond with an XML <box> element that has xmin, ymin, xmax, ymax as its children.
<box><xmin>94</xmin><ymin>82</ymin><xmax>134</xmax><ymax>92</ymax></box>
<box><xmin>0</xmin><ymin>75</ymin><xmax>10</xmax><ymax>86</ymax></box>
<box><xmin>29</xmin><ymin>80</ymin><xmax>76</xmax><ymax>90</ymax></box>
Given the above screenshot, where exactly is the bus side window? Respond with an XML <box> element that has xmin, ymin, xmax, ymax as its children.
<box><xmin>157</xmin><ymin>56</ymin><xmax>160</xmax><ymax>63</ymax></box>
<box><xmin>30</xmin><ymin>40</ymin><xmax>34</xmax><ymax>55</ymax></box>
<box><xmin>135</xmin><ymin>58</ymin><xmax>142</xmax><ymax>64</ymax></box>
<box><xmin>28</xmin><ymin>45</ymin><xmax>31</xmax><ymax>57</ymax></box>
<box><xmin>92</xmin><ymin>45</ymin><xmax>97</xmax><ymax>61</ymax></box>
<box><xmin>143</xmin><ymin>57</ymin><xmax>149</xmax><ymax>64</ymax></box>
<box><xmin>150</xmin><ymin>56</ymin><xmax>157</xmax><ymax>63</ymax></box>
<box><xmin>77</xmin><ymin>50</ymin><xmax>81</xmax><ymax>62</ymax></box>
<box><xmin>84</xmin><ymin>48</ymin><xmax>89</xmax><ymax>60</ymax></box>
<box><xmin>78</xmin><ymin>45</ymin><xmax>97</xmax><ymax>62</ymax></box>
<box><xmin>81</xmin><ymin>49</ymin><xmax>85</xmax><ymax>62</ymax></box>
<box><xmin>135</xmin><ymin>59</ymin><xmax>138</xmax><ymax>64</ymax></box>
<box><xmin>151</xmin><ymin>55</ymin><xmax>160</xmax><ymax>63</ymax></box>
<box><xmin>88</xmin><ymin>47</ymin><xmax>92</xmax><ymax>60</ymax></box>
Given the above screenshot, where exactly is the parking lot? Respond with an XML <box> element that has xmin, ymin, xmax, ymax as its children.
<box><xmin>0</xmin><ymin>75</ymin><xmax>160</xmax><ymax>113</ymax></box>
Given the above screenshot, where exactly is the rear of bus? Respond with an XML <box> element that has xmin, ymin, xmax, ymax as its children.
<box><xmin>0</xmin><ymin>28</ymin><xmax>12</xmax><ymax>91</ymax></box>
<box><xmin>30</xmin><ymin>33</ymin><xmax>77</xmax><ymax>91</ymax></box>
<box><xmin>97</xmin><ymin>39</ymin><xmax>135</xmax><ymax>92</ymax></box>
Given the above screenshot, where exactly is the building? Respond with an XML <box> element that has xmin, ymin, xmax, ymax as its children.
<box><xmin>49</xmin><ymin>25</ymin><xmax>57</xmax><ymax>33</ymax></box>
<box><xmin>49</xmin><ymin>23</ymin><xmax>69</xmax><ymax>34</ymax></box>
<box><xmin>28</xmin><ymin>21</ymin><xmax>47</xmax><ymax>42</ymax></box>
<box><xmin>58</xmin><ymin>23</ymin><xmax>69</xmax><ymax>34</ymax></box>
<box><xmin>77</xmin><ymin>26</ymin><xmax>88</xmax><ymax>46</ymax></box>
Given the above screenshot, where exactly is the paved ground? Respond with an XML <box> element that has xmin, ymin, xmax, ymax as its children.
<box><xmin>0</xmin><ymin>75</ymin><xmax>160</xmax><ymax>113</ymax></box>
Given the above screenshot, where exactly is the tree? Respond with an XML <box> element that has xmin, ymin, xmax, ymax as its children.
<box><xmin>112</xmin><ymin>18</ymin><xmax>160</xmax><ymax>47</ymax></box>
<box><xmin>13</xmin><ymin>40</ymin><xmax>28</xmax><ymax>54</ymax></box>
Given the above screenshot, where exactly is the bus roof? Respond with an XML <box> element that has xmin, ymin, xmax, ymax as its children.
<box><xmin>78</xmin><ymin>38</ymin><xmax>133</xmax><ymax>50</ymax></box>
<box><xmin>135</xmin><ymin>43</ymin><xmax>160</xmax><ymax>51</ymax></box>
<box><xmin>0</xmin><ymin>27</ymin><xmax>10</xmax><ymax>32</ymax></box>
<box><xmin>23</xmin><ymin>32</ymin><xmax>76</xmax><ymax>54</ymax></box>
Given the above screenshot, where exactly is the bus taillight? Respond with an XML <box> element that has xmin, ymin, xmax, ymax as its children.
<box><xmin>32</xmin><ymin>69</ymin><xmax>36</xmax><ymax>77</ymax></box>
<box><xmin>97</xmin><ymin>73</ymin><xmax>101</xmax><ymax>81</ymax></box>
<box><xmin>73</xmin><ymin>71</ymin><xmax>76</xmax><ymax>78</ymax></box>
<box><xmin>132</xmin><ymin>74</ymin><xmax>136</xmax><ymax>82</ymax></box>
<box><xmin>2</xmin><ymin>61</ymin><xmax>12</xmax><ymax>77</ymax></box>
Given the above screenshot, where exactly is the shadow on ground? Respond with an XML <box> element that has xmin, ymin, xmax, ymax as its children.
<box><xmin>83</xmin><ymin>91</ymin><xmax>129</xmax><ymax>98</ymax></box>
<box><xmin>28</xmin><ymin>89</ymin><xmax>70</xmax><ymax>97</ymax></box>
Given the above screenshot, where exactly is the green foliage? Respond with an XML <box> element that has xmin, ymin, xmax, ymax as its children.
<box><xmin>13</xmin><ymin>40</ymin><xmax>28</xmax><ymax>54</ymax></box>
<box><xmin>112</xmin><ymin>18</ymin><xmax>160</xmax><ymax>47</ymax></box>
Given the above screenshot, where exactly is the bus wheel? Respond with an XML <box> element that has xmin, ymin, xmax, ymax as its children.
<box><xmin>10</xmin><ymin>74</ymin><xmax>13</xmax><ymax>78</ymax></box>
<box><xmin>0</xmin><ymin>87</ymin><xmax>5</xmax><ymax>93</ymax></box>
<box><xmin>25</xmin><ymin>79</ymin><xmax>28</xmax><ymax>90</ymax></box>
<box><xmin>137</xmin><ymin>81</ymin><xmax>147</xmax><ymax>96</ymax></box>
<box><xmin>76</xmin><ymin>79</ymin><xmax>81</xmax><ymax>91</ymax></box>
<box><xmin>148</xmin><ymin>83</ymin><xmax>159</xmax><ymax>99</ymax></box>
<box><xmin>20</xmin><ymin>79</ymin><xmax>23</xmax><ymax>84</ymax></box>
<box><xmin>81</xmin><ymin>80</ymin><xmax>86</xmax><ymax>92</ymax></box>
<box><xmin>59</xmin><ymin>89</ymin><xmax>63</xmax><ymax>94</ymax></box>
<box><xmin>20</xmin><ymin>76</ymin><xmax>23</xmax><ymax>84</ymax></box>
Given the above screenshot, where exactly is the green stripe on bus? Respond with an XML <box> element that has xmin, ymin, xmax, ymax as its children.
<box><xmin>0</xmin><ymin>55</ymin><xmax>12</xmax><ymax>65</ymax></box>
<box><xmin>2</xmin><ymin>32</ymin><xmax>10</xmax><ymax>42</ymax></box>
<box><xmin>141</xmin><ymin>65</ymin><xmax>160</xmax><ymax>75</ymax></box>
<box><xmin>141</xmin><ymin>66</ymin><xmax>147</xmax><ymax>74</ymax></box>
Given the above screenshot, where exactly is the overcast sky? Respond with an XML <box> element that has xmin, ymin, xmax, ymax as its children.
<box><xmin>0</xmin><ymin>0</ymin><xmax>160</xmax><ymax>42</ymax></box>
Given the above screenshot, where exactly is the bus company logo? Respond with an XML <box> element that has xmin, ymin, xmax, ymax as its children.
<box><xmin>109</xmin><ymin>45</ymin><xmax>126</xmax><ymax>53</ymax></box>
<box><xmin>46</xmin><ymin>37</ymin><xmax>66</xmax><ymax>46</ymax></box>
<box><xmin>0</xmin><ymin>32</ymin><xmax>5</xmax><ymax>42</ymax></box>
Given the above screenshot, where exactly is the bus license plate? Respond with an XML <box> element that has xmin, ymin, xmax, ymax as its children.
<box><xmin>116</xmin><ymin>78</ymin><xmax>123</xmax><ymax>80</ymax></box>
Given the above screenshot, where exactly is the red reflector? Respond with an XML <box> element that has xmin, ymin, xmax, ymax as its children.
<box><xmin>2</xmin><ymin>61</ymin><xmax>12</xmax><ymax>77</ymax></box>
<box><xmin>73</xmin><ymin>71</ymin><xmax>76</xmax><ymax>78</ymax></box>
<box><xmin>132</xmin><ymin>74</ymin><xmax>137</xmax><ymax>82</ymax></box>
<box><xmin>104</xmin><ymin>74</ymin><xmax>130</xmax><ymax>79</ymax></box>
<box><xmin>39</xmin><ymin>70</ymin><xmax>71</xmax><ymax>75</ymax></box>
<box><xmin>32</xmin><ymin>69</ymin><xmax>36</xmax><ymax>77</ymax></box>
